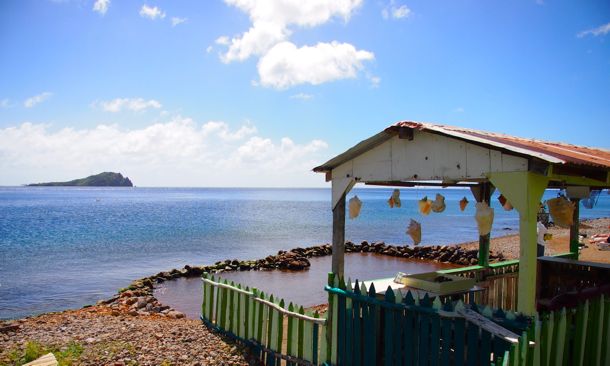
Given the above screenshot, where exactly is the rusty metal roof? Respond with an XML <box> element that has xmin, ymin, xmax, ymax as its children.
<box><xmin>314</xmin><ymin>120</ymin><xmax>610</xmax><ymax>172</ymax></box>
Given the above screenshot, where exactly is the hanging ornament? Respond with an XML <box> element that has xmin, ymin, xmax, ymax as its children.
<box><xmin>475</xmin><ymin>202</ymin><xmax>495</xmax><ymax>236</ymax></box>
<box><xmin>459</xmin><ymin>197</ymin><xmax>469</xmax><ymax>211</ymax></box>
<box><xmin>406</xmin><ymin>219</ymin><xmax>422</xmax><ymax>245</ymax></box>
<box><xmin>546</xmin><ymin>196</ymin><xmax>575</xmax><ymax>228</ymax></box>
<box><xmin>387</xmin><ymin>189</ymin><xmax>401</xmax><ymax>208</ymax></box>
<box><xmin>418</xmin><ymin>196</ymin><xmax>432</xmax><ymax>215</ymax></box>
<box><xmin>431</xmin><ymin>193</ymin><xmax>446</xmax><ymax>213</ymax></box>
<box><xmin>348</xmin><ymin>195</ymin><xmax>362</xmax><ymax>219</ymax></box>
<box><xmin>497</xmin><ymin>194</ymin><xmax>514</xmax><ymax>211</ymax></box>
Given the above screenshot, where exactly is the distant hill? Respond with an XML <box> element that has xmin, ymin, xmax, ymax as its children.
<box><xmin>28</xmin><ymin>172</ymin><xmax>134</xmax><ymax>187</ymax></box>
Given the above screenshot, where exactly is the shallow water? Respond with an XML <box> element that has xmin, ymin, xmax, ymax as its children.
<box><xmin>154</xmin><ymin>253</ymin><xmax>458</xmax><ymax>319</ymax></box>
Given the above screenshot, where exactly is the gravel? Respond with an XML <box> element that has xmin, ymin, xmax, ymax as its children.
<box><xmin>0</xmin><ymin>305</ymin><xmax>256</xmax><ymax>365</ymax></box>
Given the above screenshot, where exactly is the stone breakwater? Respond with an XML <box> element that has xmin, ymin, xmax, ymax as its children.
<box><xmin>105</xmin><ymin>242</ymin><xmax>502</xmax><ymax>318</ymax></box>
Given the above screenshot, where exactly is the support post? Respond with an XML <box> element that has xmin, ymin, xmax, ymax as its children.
<box><xmin>569</xmin><ymin>198</ymin><xmax>580</xmax><ymax>259</ymax></box>
<box><xmin>332</xmin><ymin>193</ymin><xmax>346</xmax><ymax>277</ymax></box>
<box><xmin>488</xmin><ymin>171</ymin><xmax>549</xmax><ymax>315</ymax></box>
<box><xmin>471</xmin><ymin>183</ymin><xmax>493</xmax><ymax>267</ymax></box>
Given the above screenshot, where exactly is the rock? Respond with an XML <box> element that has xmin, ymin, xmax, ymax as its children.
<box><xmin>128</xmin><ymin>309</ymin><xmax>138</xmax><ymax>316</ymax></box>
<box><xmin>136</xmin><ymin>298</ymin><xmax>147</xmax><ymax>309</ymax></box>
<box><xmin>167</xmin><ymin>310</ymin><xmax>186</xmax><ymax>319</ymax></box>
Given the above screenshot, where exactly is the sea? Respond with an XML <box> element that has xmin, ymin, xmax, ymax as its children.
<box><xmin>1</xmin><ymin>187</ymin><xmax>609</xmax><ymax>319</ymax></box>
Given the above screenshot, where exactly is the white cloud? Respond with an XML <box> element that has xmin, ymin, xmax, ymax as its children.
<box><xmin>93</xmin><ymin>0</ymin><xmax>110</xmax><ymax>15</ymax></box>
<box><xmin>206</xmin><ymin>46</ymin><xmax>214</xmax><ymax>53</ymax></box>
<box><xmin>454</xmin><ymin>107</ymin><xmax>465</xmax><ymax>113</ymax></box>
<box><xmin>93</xmin><ymin>98</ymin><xmax>162</xmax><ymax>113</ymax></box>
<box><xmin>290</xmin><ymin>93</ymin><xmax>313</xmax><ymax>100</ymax></box>
<box><xmin>368</xmin><ymin>76</ymin><xmax>381</xmax><ymax>88</ymax></box>
<box><xmin>578</xmin><ymin>22</ymin><xmax>610</xmax><ymax>38</ymax></box>
<box><xmin>24</xmin><ymin>92</ymin><xmax>53</xmax><ymax>108</ymax></box>
<box><xmin>171</xmin><ymin>17</ymin><xmax>187</xmax><ymax>27</ymax></box>
<box><xmin>257</xmin><ymin>41</ymin><xmax>374</xmax><ymax>89</ymax></box>
<box><xmin>215</xmin><ymin>36</ymin><xmax>230</xmax><ymax>46</ymax></box>
<box><xmin>0</xmin><ymin>118</ymin><xmax>328</xmax><ymax>187</ymax></box>
<box><xmin>139</xmin><ymin>5</ymin><xmax>166</xmax><ymax>20</ymax></box>
<box><xmin>1</xmin><ymin>99</ymin><xmax>11</xmax><ymax>108</ymax></box>
<box><xmin>218</xmin><ymin>0</ymin><xmax>363</xmax><ymax>63</ymax></box>
<box><xmin>382</xmin><ymin>1</ymin><xmax>411</xmax><ymax>20</ymax></box>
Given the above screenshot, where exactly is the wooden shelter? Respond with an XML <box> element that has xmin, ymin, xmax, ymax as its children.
<box><xmin>313</xmin><ymin>121</ymin><xmax>610</xmax><ymax>315</ymax></box>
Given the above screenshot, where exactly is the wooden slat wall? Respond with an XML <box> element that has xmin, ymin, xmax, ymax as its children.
<box><xmin>201</xmin><ymin>273</ymin><xmax>328</xmax><ymax>366</ymax></box>
<box><xmin>508</xmin><ymin>294</ymin><xmax>610</xmax><ymax>366</ymax></box>
<box><xmin>326</xmin><ymin>274</ymin><xmax>515</xmax><ymax>366</ymax></box>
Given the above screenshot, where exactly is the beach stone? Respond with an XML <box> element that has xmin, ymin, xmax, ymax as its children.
<box><xmin>167</xmin><ymin>310</ymin><xmax>185</xmax><ymax>319</ymax></box>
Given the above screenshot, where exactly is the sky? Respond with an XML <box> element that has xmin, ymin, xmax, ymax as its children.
<box><xmin>0</xmin><ymin>0</ymin><xmax>609</xmax><ymax>187</ymax></box>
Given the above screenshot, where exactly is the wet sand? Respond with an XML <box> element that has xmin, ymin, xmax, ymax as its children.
<box><xmin>155</xmin><ymin>252</ymin><xmax>458</xmax><ymax>319</ymax></box>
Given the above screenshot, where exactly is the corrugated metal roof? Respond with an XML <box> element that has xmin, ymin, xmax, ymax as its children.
<box><xmin>313</xmin><ymin>120</ymin><xmax>610</xmax><ymax>172</ymax></box>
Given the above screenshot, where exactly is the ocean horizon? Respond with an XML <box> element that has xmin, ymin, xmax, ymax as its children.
<box><xmin>1</xmin><ymin>186</ymin><xmax>608</xmax><ymax>320</ymax></box>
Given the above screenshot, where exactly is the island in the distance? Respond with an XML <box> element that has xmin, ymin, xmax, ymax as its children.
<box><xmin>28</xmin><ymin>172</ymin><xmax>134</xmax><ymax>187</ymax></box>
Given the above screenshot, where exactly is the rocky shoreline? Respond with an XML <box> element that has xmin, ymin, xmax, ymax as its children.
<box><xmin>104</xmin><ymin>241</ymin><xmax>502</xmax><ymax>320</ymax></box>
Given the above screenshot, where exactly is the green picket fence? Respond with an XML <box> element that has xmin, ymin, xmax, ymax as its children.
<box><xmin>201</xmin><ymin>273</ymin><xmax>329</xmax><ymax>365</ymax></box>
<box><xmin>509</xmin><ymin>294</ymin><xmax>610</xmax><ymax>366</ymax></box>
<box><xmin>325</xmin><ymin>273</ymin><xmax>521</xmax><ymax>366</ymax></box>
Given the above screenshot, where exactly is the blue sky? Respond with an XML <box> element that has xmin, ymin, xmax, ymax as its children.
<box><xmin>0</xmin><ymin>0</ymin><xmax>609</xmax><ymax>186</ymax></box>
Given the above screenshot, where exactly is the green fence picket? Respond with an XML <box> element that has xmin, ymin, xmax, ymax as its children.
<box><xmin>602</xmin><ymin>295</ymin><xmax>610</xmax><ymax>366</ymax></box>
<box><xmin>572</xmin><ymin>300</ymin><xmax>589</xmax><ymax>366</ymax></box>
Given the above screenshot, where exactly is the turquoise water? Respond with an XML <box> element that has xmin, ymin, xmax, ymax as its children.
<box><xmin>1</xmin><ymin>187</ymin><xmax>608</xmax><ymax>319</ymax></box>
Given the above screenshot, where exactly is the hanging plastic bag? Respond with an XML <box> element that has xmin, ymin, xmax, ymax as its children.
<box><xmin>582</xmin><ymin>190</ymin><xmax>601</xmax><ymax>209</ymax></box>
<box><xmin>406</xmin><ymin>219</ymin><xmax>422</xmax><ymax>245</ymax></box>
<box><xmin>459</xmin><ymin>197</ymin><xmax>469</xmax><ymax>211</ymax></box>
<box><xmin>546</xmin><ymin>196</ymin><xmax>575</xmax><ymax>228</ymax></box>
<box><xmin>418</xmin><ymin>196</ymin><xmax>432</xmax><ymax>215</ymax></box>
<box><xmin>431</xmin><ymin>193</ymin><xmax>446</xmax><ymax>213</ymax></box>
<box><xmin>348</xmin><ymin>195</ymin><xmax>362</xmax><ymax>219</ymax></box>
<box><xmin>387</xmin><ymin>189</ymin><xmax>401</xmax><ymax>208</ymax></box>
<box><xmin>475</xmin><ymin>202</ymin><xmax>494</xmax><ymax>236</ymax></box>
<box><xmin>498</xmin><ymin>194</ymin><xmax>514</xmax><ymax>211</ymax></box>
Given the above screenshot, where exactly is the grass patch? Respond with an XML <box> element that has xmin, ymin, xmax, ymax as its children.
<box><xmin>2</xmin><ymin>341</ymin><xmax>83</xmax><ymax>366</ymax></box>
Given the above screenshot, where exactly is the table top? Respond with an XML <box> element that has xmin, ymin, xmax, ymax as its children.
<box><xmin>354</xmin><ymin>277</ymin><xmax>484</xmax><ymax>299</ymax></box>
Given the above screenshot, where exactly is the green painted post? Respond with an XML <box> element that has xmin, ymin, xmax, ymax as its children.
<box><xmin>466</xmin><ymin>323</ymin><xmax>478</xmax><ymax>366</ymax></box>
<box><xmin>572</xmin><ymin>300</ymin><xmax>590</xmax><ymax>366</ymax></box>
<box><xmin>404</xmin><ymin>303</ymin><xmax>416</xmax><ymax>366</ymax></box>
<box><xmin>440</xmin><ymin>316</ymin><xmax>452</xmax><ymax>366</ymax></box>
<box><xmin>257</xmin><ymin>291</ymin><xmax>265</xmax><ymax>345</ymax></box>
<box><xmin>313</xmin><ymin>311</ymin><xmax>320</xmax><ymax>365</ymax></box>
<box><xmin>429</xmin><ymin>312</ymin><xmax>440</xmax><ymax>366</ymax></box>
<box><xmin>219</xmin><ymin>280</ymin><xmax>228</xmax><ymax>329</ymax></box>
<box><xmin>337</xmin><ymin>277</ymin><xmax>346</xmax><ymax>365</ymax></box>
<box><xmin>488</xmin><ymin>171</ymin><xmax>549</xmax><ymax>315</ymax></box>
<box><xmin>353</xmin><ymin>281</ymin><xmax>362</xmax><ymax>366</ymax></box>
<box><xmin>540</xmin><ymin>312</ymin><xmax>551</xmax><ymax>366</ymax></box>
<box><xmin>202</xmin><ymin>277</ymin><xmax>207</xmax><ymax>320</ymax></box>
<box><xmin>303</xmin><ymin>311</ymin><xmax>314</xmax><ymax>362</ymax></box>
<box><xmin>601</xmin><ymin>295</ymin><xmax>610</xmax><ymax>366</ymax></box>
<box><xmin>298</xmin><ymin>306</ymin><xmax>305</xmax><ymax>360</ymax></box>
<box><xmin>551</xmin><ymin>308</ymin><xmax>566</xmax><ymax>366</ymax></box>
<box><xmin>209</xmin><ymin>275</ymin><xmax>216</xmax><ymax>323</ymax></box>
<box><xmin>319</xmin><ymin>319</ymin><xmax>328</xmax><ymax>364</ymax></box>
<box><xmin>326</xmin><ymin>272</ymin><xmax>335</xmax><ymax>365</ymax></box>
<box><xmin>453</xmin><ymin>318</ymin><xmax>466</xmax><ymax>366</ymax></box>
<box><xmin>384</xmin><ymin>287</ymin><xmax>395</xmax><ymax>366</ymax></box>
<box><xmin>266</xmin><ymin>294</ymin><xmax>275</xmax><ymax>366</ymax></box>
<box><xmin>480</xmin><ymin>329</ymin><xmax>491</xmax><ymax>366</ymax></box>
<box><xmin>276</xmin><ymin>299</ymin><xmax>284</xmax><ymax>356</ymax></box>
<box><xmin>287</xmin><ymin>303</ymin><xmax>295</xmax><ymax>365</ymax></box>
<box><xmin>569</xmin><ymin>198</ymin><xmax>580</xmax><ymax>259</ymax></box>
<box><xmin>228</xmin><ymin>281</ymin><xmax>235</xmax><ymax>333</ymax></box>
